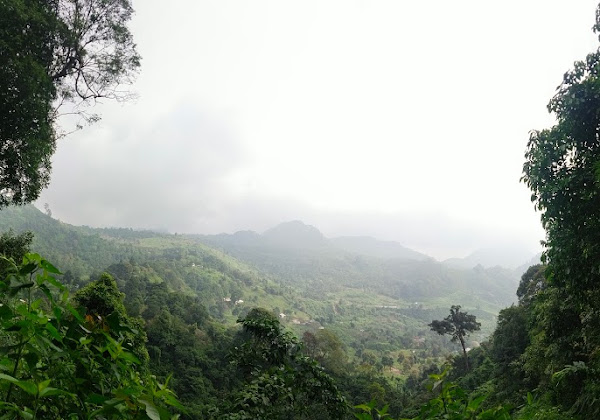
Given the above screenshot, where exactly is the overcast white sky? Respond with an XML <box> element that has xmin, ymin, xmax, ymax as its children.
<box><xmin>37</xmin><ymin>0</ymin><xmax>600</xmax><ymax>260</ymax></box>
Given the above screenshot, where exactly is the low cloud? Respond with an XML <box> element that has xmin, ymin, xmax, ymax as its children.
<box><xmin>40</xmin><ymin>100</ymin><xmax>247</xmax><ymax>232</ymax></box>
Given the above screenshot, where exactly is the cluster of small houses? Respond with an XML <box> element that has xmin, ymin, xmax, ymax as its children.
<box><xmin>221</xmin><ymin>296</ymin><xmax>314</xmax><ymax>326</ymax></box>
<box><xmin>222</xmin><ymin>297</ymin><xmax>244</xmax><ymax>305</ymax></box>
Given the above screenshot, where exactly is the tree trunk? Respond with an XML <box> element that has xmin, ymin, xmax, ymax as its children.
<box><xmin>459</xmin><ymin>335</ymin><xmax>469</xmax><ymax>370</ymax></box>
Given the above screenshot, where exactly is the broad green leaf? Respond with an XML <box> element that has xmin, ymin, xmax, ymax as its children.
<box><xmin>23</xmin><ymin>253</ymin><xmax>41</xmax><ymax>263</ymax></box>
<box><xmin>0</xmin><ymin>373</ymin><xmax>38</xmax><ymax>396</ymax></box>
<box><xmin>30</xmin><ymin>298</ymin><xmax>42</xmax><ymax>310</ymax></box>
<box><xmin>40</xmin><ymin>259</ymin><xmax>61</xmax><ymax>274</ymax></box>
<box><xmin>18</xmin><ymin>263</ymin><xmax>37</xmax><ymax>276</ymax></box>
<box><xmin>45</xmin><ymin>323</ymin><xmax>62</xmax><ymax>341</ymax></box>
<box><xmin>140</xmin><ymin>399</ymin><xmax>161</xmax><ymax>420</ymax></box>
<box><xmin>467</xmin><ymin>395</ymin><xmax>486</xmax><ymax>412</ymax></box>
<box><xmin>86</xmin><ymin>393</ymin><xmax>108</xmax><ymax>404</ymax></box>
<box><xmin>52</xmin><ymin>306</ymin><xmax>63</xmax><ymax>322</ymax></box>
<box><xmin>66</xmin><ymin>303</ymin><xmax>84</xmax><ymax>322</ymax></box>
<box><xmin>37</xmin><ymin>379</ymin><xmax>51</xmax><ymax>392</ymax></box>
<box><xmin>9</xmin><ymin>281</ymin><xmax>34</xmax><ymax>296</ymax></box>
<box><xmin>37</xmin><ymin>335</ymin><xmax>63</xmax><ymax>353</ymax></box>
<box><xmin>23</xmin><ymin>352</ymin><xmax>39</xmax><ymax>370</ymax></box>
<box><xmin>0</xmin><ymin>305</ymin><xmax>14</xmax><ymax>321</ymax></box>
<box><xmin>5</xmin><ymin>320</ymin><xmax>29</xmax><ymax>332</ymax></box>
<box><xmin>115</xmin><ymin>387</ymin><xmax>140</xmax><ymax>397</ymax></box>
<box><xmin>159</xmin><ymin>392</ymin><xmax>185</xmax><ymax>410</ymax></box>
<box><xmin>17</xmin><ymin>409</ymin><xmax>34</xmax><ymax>420</ymax></box>
<box><xmin>38</xmin><ymin>284</ymin><xmax>54</xmax><ymax>303</ymax></box>
<box><xmin>118</xmin><ymin>351</ymin><xmax>140</xmax><ymax>365</ymax></box>
<box><xmin>46</xmin><ymin>275</ymin><xmax>66</xmax><ymax>291</ymax></box>
<box><xmin>39</xmin><ymin>387</ymin><xmax>74</xmax><ymax>398</ymax></box>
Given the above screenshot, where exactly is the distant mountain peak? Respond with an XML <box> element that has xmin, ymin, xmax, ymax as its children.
<box><xmin>262</xmin><ymin>220</ymin><xmax>325</xmax><ymax>248</ymax></box>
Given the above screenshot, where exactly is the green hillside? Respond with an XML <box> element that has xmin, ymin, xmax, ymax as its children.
<box><xmin>194</xmin><ymin>221</ymin><xmax>520</xmax><ymax>317</ymax></box>
<box><xmin>0</xmin><ymin>206</ymin><xmax>536</xmax><ymax>418</ymax></box>
<box><xmin>0</xmin><ymin>206</ymin><xmax>521</xmax><ymax>338</ymax></box>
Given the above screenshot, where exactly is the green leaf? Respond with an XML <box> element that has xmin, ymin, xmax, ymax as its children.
<box><xmin>38</xmin><ymin>284</ymin><xmax>54</xmax><ymax>303</ymax></box>
<box><xmin>79</xmin><ymin>337</ymin><xmax>92</xmax><ymax>345</ymax></box>
<box><xmin>467</xmin><ymin>395</ymin><xmax>486</xmax><ymax>412</ymax></box>
<box><xmin>159</xmin><ymin>392</ymin><xmax>185</xmax><ymax>410</ymax></box>
<box><xmin>5</xmin><ymin>321</ymin><xmax>29</xmax><ymax>332</ymax></box>
<box><xmin>527</xmin><ymin>392</ymin><xmax>534</xmax><ymax>405</ymax></box>
<box><xmin>66</xmin><ymin>303</ymin><xmax>84</xmax><ymax>322</ymax></box>
<box><xmin>46</xmin><ymin>275</ymin><xmax>66</xmax><ymax>292</ymax></box>
<box><xmin>86</xmin><ymin>393</ymin><xmax>108</xmax><ymax>405</ymax></box>
<box><xmin>118</xmin><ymin>350</ymin><xmax>140</xmax><ymax>365</ymax></box>
<box><xmin>52</xmin><ymin>306</ymin><xmax>63</xmax><ymax>322</ymax></box>
<box><xmin>0</xmin><ymin>373</ymin><xmax>38</xmax><ymax>396</ymax></box>
<box><xmin>37</xmin><ymin>335</ymin><xmax>63</xmax><ymax>353</ymax></box>
<box><xmin>30</xmin><ymin>298</ymin><xmax>42</xmax><ymax>310</ymax></box>
<box><xmin>39</xmin><ymin>387</ymin><xmax>74</xmax><ymax>398</ymax></box>
<box><xmin>40</xmin><ymin>259</ymin><xmax>61</xmax><ymax>274</ymax></box>
<box><xmin>354</xmin><ymin>403</ymin><xmax>374</xmax><ymax>412</ymax></box>
<box><xmin>23</xmin><ymin>352</ymin><xmax>39</xmax><ymax>370</ymax></box>
<box><xmin>140</xmin><ymin>399</ymin><xmax>161</xmax><ymax>420</ymax></box>
<box><xmin>45</xmin><ymin>323</ymin><xmax>62</xmax><ymax>341</ymax></box>
<box><xmin>24</xmin><ymin>253</ymin><xmax>41</xmax><ymax>263</ymax></box>
<box><xmin>18</xmin><ymin>263</ymin><xmax>37</xmax><ymax>276</ymax></box>
<box><xmin>37</xmin><ymin>379</ymin><xmax>51</xmax><ymax>392</ymax></box>
<box><xmin>17</xmin><ymin>408</ymin><xmax>34</xmax><ymax>420</ymax></box>
<box><xmin>0</xmin><ymin>304</ymin><xmax>14</xmax><ymax>321</ymax></box>
<box><xmin>9</xmin><ymin>281</ymin><xmax>34</xmax><ymax>296</ymax></box>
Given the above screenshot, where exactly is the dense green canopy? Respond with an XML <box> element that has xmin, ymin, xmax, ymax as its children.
<box><xmin>519</xmin><ymin>3</ymin><xmax>600</xmax><ymax>416</ymax></box>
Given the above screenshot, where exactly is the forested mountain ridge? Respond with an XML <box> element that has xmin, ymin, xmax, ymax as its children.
<box><xmin>201</xmin><ymin>220</ymin><xmax>431</xmax><ymax>259</ymax></box>
<box><xmin>0</xmin><ymin>205</ymin><xmax>521</xmax><ymax>417</ymax></box>
<box><xmin>193</xmin><ymin>220</ymin><xmax>522</xmax><ymax>311</ymax></box>
<box><xmin>0</xmin><ymin>205</ymin><xmax>543</xmax><ymax>418</ymax></box>
<box><xmin>0</xmin><ymin>205</ymin><xmax>288</xmax><ymax>315</ymax></box>
<box><xmin>0</xmin><ymin>206</ymin><xmax>527</xmax><ymax>328</ymax></box>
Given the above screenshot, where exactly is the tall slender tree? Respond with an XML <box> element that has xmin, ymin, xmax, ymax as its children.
<box><xmin>429</xmin><ymin>305</ymin><xmax>480</xmax><ymax>370</ymax></box>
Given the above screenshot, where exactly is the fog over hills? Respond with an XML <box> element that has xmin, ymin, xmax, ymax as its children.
<box><xmin>443</xmin><ymin>247</ymin><xmax>541</xmax><ymax>271</ymax></box>
<box><xmin>204</xmin><ymin>220</ymin><xmax>537</xmax><ymax>271</ymax></box>
<box><xmin>0</xmin><ymin>205</ymin><xmax>536</xmax><ymax>337</ymax></box>
<box><xmin>193</xmin><ymin>219</ymin><xmax>535</xmax><ymax>312</ymax></box>
<box><xmin>204</xmin><ymin>220</ymin><xmax>434</xmax><ymax>261</ymax></box>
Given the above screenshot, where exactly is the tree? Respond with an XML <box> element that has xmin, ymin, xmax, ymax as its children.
<box><xmin>516</xmin><ymin>264</ymin><xmax>546</xmax><ymax>306</ymax></box>
<box><xmin>0</xmin><ymin>230</ymin><xmax>33</xmax><ymax>275</ymax></box>
<box><xmin>301</xmin><ymin>329</ymin><xmax>347</xmax><ymax>375</ymax></box>
<box><xmin>0</xmin><ymin>253</ymin><xmax>181</xmax><ymax>418</ymax></box>
<box><xmin>521</xmin><ymin>4</ymin><xmax>600</xmax><ymax>415</ymax></box>
<box><xmin>429</xmin><ymin>305</ymin><xmax>480</xmax><ymax>370</ymax></box>
<box><xmin>74</xmin><ymin>272</ymin><xmax>149</xmax><ymax>365</ymax></box>
<box><xmin>0</xmin><ymin>0</ymin><xmax>140</xmax><ymax>207</ymax></box>
<box><xmin>489</xmin><ymin>305</ymin><xmax>530</xmax><ymax>403</ymax></box>
<box><xmin>381</xmin><ymin>355</ymin><xmax>394</xmax><ymax>371</ymax></box>
<box><xmin>224</xmin><ymin>308</ymin><xmax>348</xmax><ymax>419</ymax></box>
